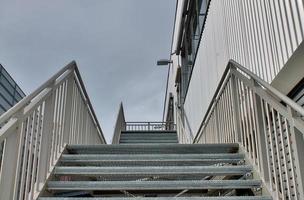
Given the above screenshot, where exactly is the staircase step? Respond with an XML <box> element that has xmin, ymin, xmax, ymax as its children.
<box><xmin>66</xmin><ymin>144</ymin><xmax>239</xmax><ymax>154</ymax></box>
<box><xmin>60</xmin><ymin>153</ymin><xmax>244</xmax><ymax>166</ymax></box>
<box><xmin>120</xmin><ymin>133</ymin><xmax>177</xmax><ymax>137</ymax></box>
<box><xmin>54</xmin><ymin>165</ymin><xmax>252</xmax><ymax>176</ymax></box>
<box><xmin>39</xmin><ymin>197</ymin><xmax>272</xmax><ymax>200</ymax></box>
<box><xmin>119</xmin><ymin>140</ymin><xmax>178</xmax><ymax>144</ymax></box>
<box><xmin>47</xmin><ymin>180</ymin><xmax>262</xmax><ymax>191</ymax></box>
<box><xmin>119</xmin><ymin>136</ymin><xmax>177</xmax><ymax>139</ymax></box>
<box><xmin>119</xmin><ymin>137</ymin><xmax>178</xmax><ymax>141</ymax></box>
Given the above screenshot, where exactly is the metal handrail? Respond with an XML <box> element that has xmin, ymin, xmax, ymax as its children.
<box><xmin>0</xmin><ymin>61</ymin><xmax>106</xmax><ymax>199</ymax></box>
<box><xmin>0</xmin><ymin>61</ymin><xmax>105</xmax><ymax>142</ymax></box>
<box><xmin>194</xmin><ymin>59</ymin><xmax>304</xmax><ymax>141</ymax></box>
<box><xmin>125</xmin><ymin>121</ymin><xmax>176</xmax><ymax>131</ymax></box>
<box><xmin>192</xmin><ymin>59</ymin><xmax>304</xmax><ymax>199</ymax></box>
<box><xmin>229</xmin><ymin>60</ymin><xmax>304</xmax><ymax>117</ymax></box>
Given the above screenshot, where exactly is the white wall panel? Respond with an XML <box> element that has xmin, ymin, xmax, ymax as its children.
<box><xmin>171</xmin><ymin>0</ymin><xmax>304</xmax><ymax>137</ymax></box>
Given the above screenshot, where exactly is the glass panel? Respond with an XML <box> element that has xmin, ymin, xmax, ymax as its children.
<box><xmin>14</xmin><ymin>92</ymin><xmax>23</xmax><ymax>102</ymax></box>
<box><xmin>1</xmin><ymin>68</ymin><xmax>16</xmax><ymax>88</ymax></box>
<box><xmin>0</xmin><ymin>84</ymin><xmax>14</xmax><ymax>104</ymax></box>
<box><xmin>0</xmin><ymin>106</ymin><xmax>5</xmax><ymax>116</ymax></box>
<box><xmin>0</xmin><ymin>76</ymin><xmax>14</xmax><ymax>95</ymax></box>
<box><xmin>0</xmin><ymin>96</ymin><xmax>12</xmax><ymax>110</ymax></box>
<box><xmin>16</xmin><ymin>86</ymin><xmax>25</xmax><ymax>97</ymax></box>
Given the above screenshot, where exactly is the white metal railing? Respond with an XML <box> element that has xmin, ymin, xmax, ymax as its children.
<box><xmin>112</xmin><ymin>103</ymin><xmax>126</xmax><ymax>144</ymax></box>
<box><xmin>0</xmin><ymin>61</ymin><xmax>105</xmax><ymax>200</ymax></box>
<box><xmin>125</xmin><ymin>122</ymin><xmax>176</xmax><ymax>131</ymax></box>
<box><xmin>192</xmin><ymin>60</ymin><xmax>304</xmax><ymax>199</ymax></box>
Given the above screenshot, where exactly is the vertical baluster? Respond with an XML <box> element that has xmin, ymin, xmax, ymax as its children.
<box><xmin>29</xmin><ymin>105</ymin><xmax>44</xmax><ymax>200</ymax></box>
<box><xmin>277</xmin><ymin>113</ymin><xmax>291</xmax><ymax>199</ymax></box>
<box><xmin>286</xmin><ymin>106</ymin><xmax>304</xmax><ymax>198</ymax></box>
<box><xmin>271</xmin><ymin>108</ymin><xmax>285</xmax><ymax>199</ymax></box>
<box><xmin>260</xmin><ymin>99</ymin><xmax>273</xmax><ymax>190</ymax></box>
<box><xmin>0</xmin><ymin>118</ymin><xmax>22</xmax><ymax>200</ymax></box>
<box><xmin>63</xmin><ymin>75</ymin><xmax>74</xmax><ymax>145</ymax></box>
<box><xmin>251</xmin><ymin>81</ymin><xmax>270</xmax><ymax>183</ymax></box>
<box><xmin>24</xmin><ymin>111</ymin><xmax>38</xmax><ymax>200</ymax></box>
<box><xmin>230</xmin><ymin>72</ymin><xmax>242</xmax><ymax>143</ymax></box>
<box><xmin>284</xmin><ymin>118</ymin><xmax>299</xmax><ymax>200</ymax></box>
<box><xmin>265</xmin><ymin>103</ymin><xmax>280</xmax><ymax>197</ymax></box>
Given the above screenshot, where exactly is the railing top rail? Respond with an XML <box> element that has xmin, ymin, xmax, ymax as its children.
<box><xmin>0</xmin><ymin>61</ymin><xmax>105</xmax><ymax>143</ymax></box>
<box><xmin>126</xmin><ymin>121</ymin><xmax>173</xmax><ymax>124</ymax></box>
<box><xmin>229</xmin><ymin>60</ymin><xmax>304</xmax><ymax>117</ymax></box>
<box><xmin>194</xmin><ymin>59</ymin><xmax>304</xmax><ymax>142</ymax></box>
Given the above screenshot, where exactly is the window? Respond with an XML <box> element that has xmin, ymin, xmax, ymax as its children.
<box><xmin>0</xmin><ymin>95</ymin><xmax>12</xmax><ymax>110</ymax></box>
<box><xmin>0</xmin><ymin>75</ymin><xmax>15</xmax><ymax>96</ymax></box>
<box><xmin>178</xmin><ymin>0</ymin><xmax>211</xmax><ymax>104</ymax></box>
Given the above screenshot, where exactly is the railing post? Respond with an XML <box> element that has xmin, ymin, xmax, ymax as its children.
<box><xmin>0</xmin><ymin>118</ymin><xmax>21</xmax><ymax>200</ymax></box>
<box><xmin>63</xmin><ymin>74</ymin><xmax>75</xmax><ymax>145</ymax></box>
<box><xmin>287</xmin><ymin>106</ymin><xmax>304</xmax><ymax>199</ymax></box>
<box><xmin>251</xmin><ymin>79</ymin><xmax>270</xmax><ymax>185</ymax></box>
<box><xmin>214</xmin><ymin>102</ymin><xmax>220</xmax><ymax>143</ymax></box>
<box><xmin>230</xmin><ymin>67</ymin><xmax>242</xmax><ymax>143</ymax></box>
<box><xmin>36</xmin><ymin>85</ymin><xmax>56</xmax><ymax>192</ymax></box>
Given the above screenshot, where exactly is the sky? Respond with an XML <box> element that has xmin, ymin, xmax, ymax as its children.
<box><xmin>0</xmin><ymin>0</ymin><xmax>176</xmax><ymax>143</ymax></box>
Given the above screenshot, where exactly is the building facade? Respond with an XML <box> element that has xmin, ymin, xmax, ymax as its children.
<box><xmin>165</xmin><ymin>0</ymin><xmax>304</xmax><ymax>142</ymax></box>
<box><xmin>0</xmin><ymin>64</ymin><xmax>25</xmax><ymax>115</ymax></box>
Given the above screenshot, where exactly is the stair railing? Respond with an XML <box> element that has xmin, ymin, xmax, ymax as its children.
<box><xmin>125</xmin><ymin>122</ymin><xmax>176</xmax><ymax>131</ymax></box>
<box><xmin>0</xmin><ymin>61</ymin><xmax>106</xmax><ymax>200</ymax></box>
<box><xmin>112</xmin><ymin>103</ymin><xmax>126</xmax><ymax>144</ymax></box>
<box><xmin>193</xmin><ymin>60</ymin><xmax>304</xmax><ymax>200</ymax></box>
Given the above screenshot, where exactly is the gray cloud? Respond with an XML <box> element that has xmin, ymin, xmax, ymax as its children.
<box><xmin>0</xmin><ymin>0</ymin><xmax>176</xmax><ymax>142</ymax></box>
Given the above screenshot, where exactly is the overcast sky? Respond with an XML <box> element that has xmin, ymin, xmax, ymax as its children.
<box><xmin>0</xmin><ymin>0</ymin><xmax>176</xmax><ymax>143</ymax></box>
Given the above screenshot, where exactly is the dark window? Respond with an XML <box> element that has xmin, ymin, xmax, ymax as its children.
<box><xmin>0</xmin><ymin>76</ymin><xmax>15</xmax><ymax>96</ymax></box>
<box><xmin>288</xmin><ymin>77</ymin><xmax>304</xmax><ymax>108</ymax></box>
<box><xmin>179</xmin><ymin>0</ymin><xmax>211</xmax><ymax>104</ymax></box>
<box><xmin>0</xmin><ymin>96</ymin><xmax>12</xmax><ymax>110</ymax></box>
<box><xmin>0</xmin><ymin>84</ymin><xmax>14</xmax><ymax>104</ymax></box>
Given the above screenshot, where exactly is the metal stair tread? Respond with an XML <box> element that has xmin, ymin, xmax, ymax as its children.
<box><xmin>54</xmin><ymin>165</ymin><xmax>252</xmax><ymax>175</ymax></box>
<box><xmin>66</xmin><ymin>143</ymin><xmax>239</xmax><ymax>154</ymax></box>
<box><xmin>47</xmin><ymin>179</ymin><xmax>262</xmax><ymax>190</ymax></box>
<box><xmin>38</xmin><ymin>197</ymin><xmax>272</xmax><ymax>200</ymax></box>
<box><xmin>61</xmin><ymin>153</ymin><xmax>245</xmax><ymax>160</ymax></box>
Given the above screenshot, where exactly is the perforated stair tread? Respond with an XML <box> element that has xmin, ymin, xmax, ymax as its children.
<box><xmin>66</xmin><ymin>144</ymin><xmax>239</xmax><ymax>154</ymax></box>
<box><xmin>47</xmin><ymin>180</ymin><xmax>262</xmax><ymax>190</ymax></box>
<box><xmin>39</xmin><ymin>197</ymin><xmax>272</xmax><ymax>200</ymax></box>
<box><xmin>54</xmin><ymin>165</ymin><xmax>252</xmax><ymax>176</ymax></box>
<box><xmin>61</xmin><ymin>153</ymin><xmax>245</xmax><ymax>160</ymax></box>
<box><xmin>60</xmin><ymin>153</ymin><xmax>244</xmax><ymax>166</ymax></box>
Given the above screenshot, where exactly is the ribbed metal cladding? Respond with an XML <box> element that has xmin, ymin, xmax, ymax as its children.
<box><xmin>178</xmin><ymin>0</ymin><xmax>304</xmax><ymax>136</ymax></box>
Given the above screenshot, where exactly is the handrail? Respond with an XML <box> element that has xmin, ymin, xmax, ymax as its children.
<box><xmin>0</xmin><ymin>61</ymin><xmax>106</xmax><ymax>200</ymax></box>
<box><xmin>192</xmin><ymin>59</ymin><xmax>304</xmax><ymax>199</ymax></box>
<box><xmin>125</xmin><ymin>121</ymin><xmax>176</xmax><ymax>131</ymax></box>
<box><xmin>229</xmin><ymin>60</ymin><xmax>304</xmax><ymax>117</ymax></box>
<box><xmin>0</xmin><ymin>61</ymin><xmax>105</xmax><ymax>143</ymax></box>
<box><xmin>194</xmin><ymin>59</ymin><xmax>304</xmax><ymax>141</ymax></box>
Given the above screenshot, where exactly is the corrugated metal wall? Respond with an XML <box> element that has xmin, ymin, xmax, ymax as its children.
<box><xmin>179</xmin><ymin>0</ymin><xmax>304</xmax><ymax>136</ymax></box>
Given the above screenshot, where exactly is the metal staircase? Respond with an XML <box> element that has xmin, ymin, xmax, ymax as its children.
<box><xmin>38</xmin><ymin>143</ymin><xmax>271</xmax><ymax>199</ymax></box>
<box><xmin>1</xmin><ymin>60</ymin><xmax>304</xmax><ymax>200</ymax></box>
